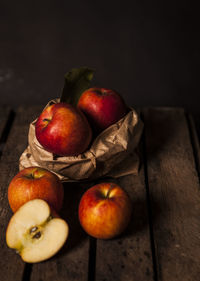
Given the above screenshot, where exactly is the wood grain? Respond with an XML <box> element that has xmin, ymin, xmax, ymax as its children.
<box><xmin>0</xmin><ymin>106</ymin><xmax>200</xmax><ymax>281</ymax></box>
<box><xmin>142</xmin><ymin>107</ymin><xmax>200</xmax><ymax>281</ymax></box>
<box><xmin>0</xmin><ymin>106</ymin><xmax>41</xmax><ymax>281</ymax></box>
<box><xmin>95</xmin><ymin>166</ymin><xmax>154</xmax><ymax>281</ymax></box>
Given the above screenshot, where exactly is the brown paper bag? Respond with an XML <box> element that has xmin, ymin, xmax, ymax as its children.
<box><xmin>19</xmin><ymin>99</ymin><xmax>143</xmax><ymax>182</ymax></box>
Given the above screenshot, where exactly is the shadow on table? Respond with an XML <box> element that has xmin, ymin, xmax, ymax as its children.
<box><xmin>56</xmin><ymin>181</ymin><xmax>90</xmax><ymax>256</ymax></box>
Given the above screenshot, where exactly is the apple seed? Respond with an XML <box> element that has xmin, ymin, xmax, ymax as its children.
<box><xmin>32</xmin><ymin>231</ymin><xmax>42</xmax><ymax>239</ymax></box>
<box><xmin>30</xmin><ymin>226</ymin><xmax>38</xmax><ymax>234</ymax></box>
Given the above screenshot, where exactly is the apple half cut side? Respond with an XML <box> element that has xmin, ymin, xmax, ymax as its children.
<box><xmin>6</xmin><ymin>199</ymin><xmax>69</xmax><ymax>263</ymax></box>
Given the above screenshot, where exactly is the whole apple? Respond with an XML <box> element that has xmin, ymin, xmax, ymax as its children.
<box><xmin>78</xmin><ymin>182</ymin><xmax>132</xmax><ymax>239</ymax></box>
<box><xmin>35</xmin><ymin>102</ymin><xmax>92</xmax><ymax>156</ymax></box>
<box><xmin>77</xmin><ymin>88</ymin><xmax>128</xmax><ymax>132</ymax></box>
<box><xmin>8</xmin><ymin>167</ymin><xmax>64</xmax><ymax>213</ymax></box>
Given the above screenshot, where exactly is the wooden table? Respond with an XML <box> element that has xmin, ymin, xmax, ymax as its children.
<box><xmin>0</xmin><ymin>106</ymin><xmax>200</xmax><ymax>281</ymax></box>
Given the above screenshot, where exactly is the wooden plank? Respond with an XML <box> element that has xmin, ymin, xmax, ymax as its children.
<box><xmin>0</xmin><ymin>106</ymin><xmax>42</xmax><ymax>281</ymax></box>
<box><xmin>95</xmin><ymin>167</ymin><xmax>154</xmax><ymax>280</ymax></box>
<box><xmin>142</xmin><ymin>107</ymin><xmax>200</xmax><ymax>281</ymax></box>
<box><xmin>30</xmin><ymin>181</ymin><xmax>90</xmax><ymax>281</ymax></box>
<box><xmin>0</xmin><ymin>106</ymin><xmax>41</xmax><ymax>163</ymax></box>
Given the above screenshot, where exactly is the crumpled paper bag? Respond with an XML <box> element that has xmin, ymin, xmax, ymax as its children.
<box><xmin>19</xmin><ymin>99</ymin><xmax>143</xmax><ymax>182</ymax></box>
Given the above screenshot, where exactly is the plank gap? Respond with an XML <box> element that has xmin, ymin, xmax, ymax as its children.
<box><xmin>22</xmin><ymin>263</ymin><xmax>32</xmax><ymax>281</ymax></box>
<box><xmin>0</xmin><ymin>110</ymin><xmax>16</xmax><ymax>158</ymax></box>
<box><xmin>141</xmin><ymin>114</ymin><xmax>158</xmax><ymax>281</ymax></box>
<box><xmin>88</xmin><ymin>237</ymin><xmax>97</xmax><ymax>281</ymax></box>
<box><xmin>185</xmin><ymin>113</ymin><xmax>200</xmax><ymax>184</ymax></box>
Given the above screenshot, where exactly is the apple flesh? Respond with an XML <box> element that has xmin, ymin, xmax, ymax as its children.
<box><xmin>78</xmin><ymin>182</ymin><xmax>132</xmax><ymax>239</ymax></box>
<box><xmin>6</xmin><ymin>199</ymin><xmax>69</xmax><ymax>263</ymax></box>
<box><xmin>77</xmin><ymin>88</ymin><xmax>127</xmax><ymax>132</ymax></box>
<box><xmin>8</xmin><ymin>167</ymin><xmax>64</xmax><ymax>213</ymax></box>
<box><xmin>35</xmin><ymin>102</ymin><xmax>92</xmax><ymax>156</ymax></box>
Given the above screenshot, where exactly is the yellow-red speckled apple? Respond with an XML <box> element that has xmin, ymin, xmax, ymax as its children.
<box><xmin>8</xmin><ymin>167</ymin><xmax>64</xmax><ymax>213</ymax></box>
<box><xmin>78</xmin><ymin>182</ymin><xmax>132</xmax><ymax>239</ymax></box>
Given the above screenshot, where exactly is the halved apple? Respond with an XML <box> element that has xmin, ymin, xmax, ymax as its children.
<box><xmin>6</xmin><ymin>199</ymin><xmax>69</xmax><ymax>263</ymax></box>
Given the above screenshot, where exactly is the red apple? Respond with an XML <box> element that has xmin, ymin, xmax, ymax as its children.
<box><xmin>35</xmin><ymin>102</ymin><xmax>92</xmax><ymax>156</ymax></box>
<box><xmin>78</xmin><ymin>182</ymin><xmax>132</xmax><ymax>239</ymax></box>
<box><xmin>8</xmin><ymin>167</ymin><xmax>64</xmax><ymax>213</ymax></box>
<box><xmin>77</xmin><ymin>88</ymin><xmax>127</xmax><ymax>132</ymax></box>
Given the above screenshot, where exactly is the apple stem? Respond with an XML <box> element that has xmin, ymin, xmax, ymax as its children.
<box><xmin>43</xmin><ymin>118</ymin><xmax>51</xmax><ymax>122</ymax></box>
<box><xmin>106</xmin><ymin>185</ymin><xmax>114</xmax><ymax>198</ymax></box>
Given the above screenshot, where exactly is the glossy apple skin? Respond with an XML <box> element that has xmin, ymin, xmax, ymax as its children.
<box><xmin>78</xmin><ymin>182</ymin><xmax>132</xmax><ymax>239</ymax></box>
<box><xmin>8</xmin><ymin>167</ymin><xmax>64</xmax><ymax>213</ymax></box>
<box><xmin>35</xmin><ymin>102</ymin><xmax>92</xmax><ymax>156</ymax></box>
<box><xmin>77</xmin><ymin>88</ymin><xmax>127</xmax><ymax>132</ymax></box>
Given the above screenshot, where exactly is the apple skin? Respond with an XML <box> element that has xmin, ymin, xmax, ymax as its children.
<box><xmin>78</xmin><ymin>182</ymin><xmax>132</xmax><ymax>239</ymax></box>
<box><xmin>8</xmin><ymin>167</ymin><xmax>64</xmax><ymax>213</ymax></box>
<box><xmin>35</xmin><ymin>102</ymin><xmax>92</xmax><ymax>156</ymax></box>
<box><xmin>77</xmin><ymin>88</ymin><xmax>128</xmax><ymax>132</ymax></box>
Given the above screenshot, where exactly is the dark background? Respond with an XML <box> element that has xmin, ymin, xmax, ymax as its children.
<box><xmin>0</xmin><ymin>1</ymin><xmax>199</xmax><ymax>130</ymax></box>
